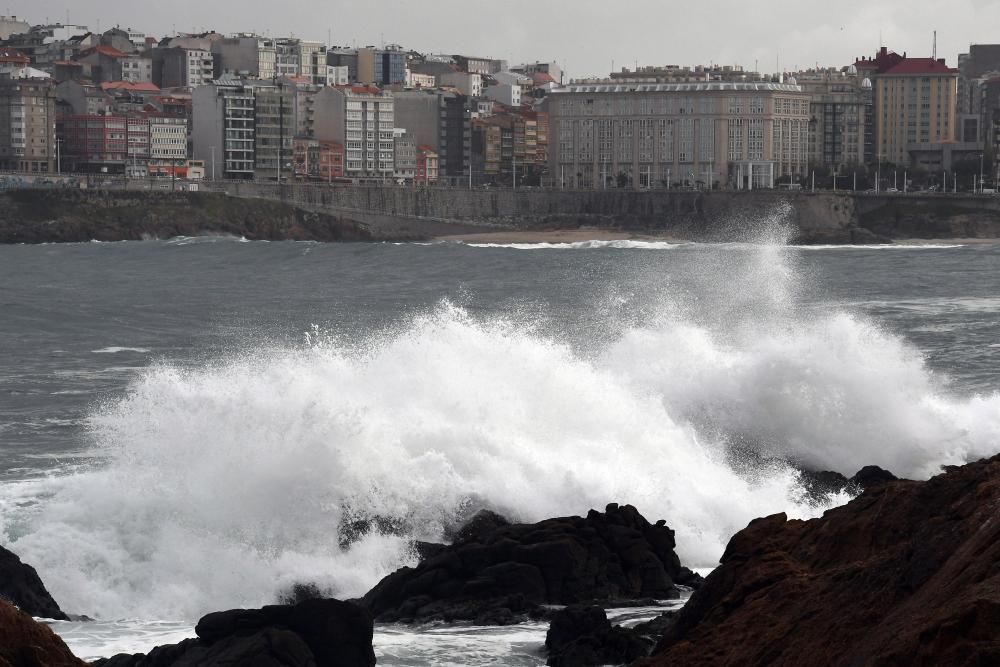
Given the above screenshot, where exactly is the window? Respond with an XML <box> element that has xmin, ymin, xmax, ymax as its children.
<box><xmin>728</xmin><ymin>118</ymin><xmax>744</xmax><ymax>160</ymax></box>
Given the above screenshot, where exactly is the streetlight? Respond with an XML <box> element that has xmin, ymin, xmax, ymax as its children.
<box><xmin>980</xmin><ymin>153</ymin><xmax>985</xmax><ymax>194</ymax></box>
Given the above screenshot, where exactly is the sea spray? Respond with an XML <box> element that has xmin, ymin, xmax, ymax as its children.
<box><xmin>5</xmin><ymin>228</ymin><xmax>1000</xmax><ymax>624</ymax></box>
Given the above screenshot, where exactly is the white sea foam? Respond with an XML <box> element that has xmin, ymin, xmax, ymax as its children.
<box><xmin>5</xmin><ymin>226</ymin><xmax>999</xmax><ymax>627</ymax></box>
<box><xmin>91</xmin><ymin>347</ymin><xmax>152</xmax><ymax>354</ymax></box>
<box><xmin>794</xmin><ymin>243</ymin><xmax>965</xmax><ymax>250</ymax></box>
<box><xmin>466</xmin><ymin>240</ymin><xmax>683</xmax><ymax>250</ymax></box>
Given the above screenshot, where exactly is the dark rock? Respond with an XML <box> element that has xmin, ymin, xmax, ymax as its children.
<box><xmin>641</xmin><ymin>454</ymin><xmax>1000</xmax><ymax>666</ymax></box>
<box><xmin>413</xmin><ymin>541</ymin><xmax>446</xmax><ymax>561</ymax></box>
<box><xmin>363</xmin><ymin>503</ymin><xmax>690</xmax><ymax>624</ymax></box>
<box><xmin>0</xmin><ymin>599</ymin><xmax>85</xmax><ymax>666</ymax></box>
<box><xmin>278</xmin><ymin>582</ymin><xmax>324</xmax><ymax>605</ymax></box>
<box><xmin>631</xmin><ymin>610</ymin><xmax>677</xmax><ymax>638</ymax></box>
<box><xmin>849</xmin><ymin>465</ymin><xmax>898</xmax><ymax>490</ymax></box>
<box><xmin>797</xmin><ymin>469</ymin><xmax>850</xmax><ymax>500</ymax></box>
<box><xmin>452</xmin><ymin>509</ymin><xmax>511</xmax><ymax>543</ymax></box>
<box><xmin>674</xmin><ymin>567</ymin><xmax>704</xmax><ymax>589</ymax></box>
<box><xmin>544</xmin><ymin>605</ymin><xmax>652</xmax><ymax>667</ymax></box>
<box><xmin>92</xmin><ymin>598</ymin><xmax>375</xmax><ymax>667</ymax></box>
<box><xmin>0</xmin><ymin>544</ymin><xmax>69</xmax><ymax>620</ymax></box>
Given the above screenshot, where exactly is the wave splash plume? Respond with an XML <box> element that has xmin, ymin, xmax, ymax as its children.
<box><xmin>5</xmin><ymin>229</ymin><xmax>998</xmax><ymax>623</ymax></box>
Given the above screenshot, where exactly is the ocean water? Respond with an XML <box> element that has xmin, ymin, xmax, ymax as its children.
<box><xmin>1</xmin><ymin>231</ymin><xmax>998</xmax><ymax>662</ymax></box>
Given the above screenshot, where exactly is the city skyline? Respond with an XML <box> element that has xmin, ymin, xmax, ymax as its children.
<box><xmin>13</xmin><ymin>0</ymin><xmax>1000</xmax><ymax>80</ymax></box>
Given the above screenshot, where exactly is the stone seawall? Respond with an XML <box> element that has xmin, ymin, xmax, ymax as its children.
<box><xmin>211</xmin><ymin>183</ymin><xmax>1000</xmax><ymax>243</ymax></box>
<box><xmin>3</xmin><ymin>185</ymin><xmax>999</xmax><ymax>244</ymax></box>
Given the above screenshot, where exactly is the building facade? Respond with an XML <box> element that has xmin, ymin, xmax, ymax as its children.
<box><xmin>153</xmin><ymin>47</ymin><xmax>215</xmax><ymax>89</ymax></box>
<box><xmin>313</xmin><ymin>86</ymin><xmax>395</xmax><ymax>180</ymax></box>
<box><xmin>795</xmin><ymin>68</ymin><xmax>874</xmax><ymax>170</ymax></box>
<box><xmin>856</xmin><ymin>47</ymin><xmax>959</xmax><ymax>166</ymax></box>
<box><xmin>253</xmin><ymin>85</ymin><xmax>295</xmax><ymax>180</ymax></box>
<box><xmin>0</xmin><ymin>78</ymin><xmax>57</xmax><ymax>172</ymax></box>
<box><xmin>415</xmin><ymin>145</ymin><xmax>438</xmax><ymax>184</ymax></box>
<box><xmin>548</xmin><ymin>81</ymin><xmax>811</xmax><ymax>189</ymax></box>
<box><xmin>192</xmin><ymin>79</ymin><xmax>259</xmax><ymax>179</ymax></box>
<box><xmin>211</xmin><ymin>35</ymin><xmax>276</xmax><ymax>80</ymax></box>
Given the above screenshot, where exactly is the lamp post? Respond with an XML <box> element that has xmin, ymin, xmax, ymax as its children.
<box><xmin>980</xmin><ymin>153</ymin><xmax>985</xmax><ymax>193</ymax></box>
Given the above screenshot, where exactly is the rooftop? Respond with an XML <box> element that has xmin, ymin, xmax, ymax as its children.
<box><xmin>554</xmin><ymin>81</ymin><xmax>804</xmax><ymax>94</ymax></box>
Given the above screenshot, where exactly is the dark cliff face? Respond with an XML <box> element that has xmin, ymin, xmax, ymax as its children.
<box><xmin>0</xmin><ymin>190</ymin><xmax>387</xmax><ymax>244</ymax></box>
<box><xmin>641</xmin><ymin>454</ymin><xmax>1000</xmax><ymax>667</ymax></box>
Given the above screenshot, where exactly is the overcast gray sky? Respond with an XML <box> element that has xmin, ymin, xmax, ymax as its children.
<box><xmin>16</xmin><ymin>0</ymin><xmax>1000</xmax><ymax>78</ymax></box>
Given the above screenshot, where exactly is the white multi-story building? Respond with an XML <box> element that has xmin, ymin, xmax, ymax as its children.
<box><xmin>326</xmin><ymin>65</ymin><xmax>350</xmax><ymax>86</ymax></box>
<box><xmin>149</xmin><ymin>115</ymin><xmax>188</xmax><ymax>162</ymax></box>
<box><xmin>549</xmin><ymin>81</ymin><xmax>812</xmax><ymax>189</ymax></box>
<box><xmin>314</xmin><ymin>86</ymin><xmax>395</xmax><ymax>180</ymax></box>
<box><xmin>405</xmin><ymin>70</ymin><xmax>437</xmax><ymax>88</ymax></box>
<box><xmin>275</xmin><ymin>38</ymin><xmax>328</xmax><ymax>85</ymax></box>
<box><xmin>120</xmin><ymin>54</ymin><xmax>152</xmax><ymax>83</ymax></box>
<box><xmin>438</xmin><ymin>72</ymin><xmax>482</xmax><ymax>98</ymax></box>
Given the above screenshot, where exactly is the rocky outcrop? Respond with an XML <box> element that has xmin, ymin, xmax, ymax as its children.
<box><xmin>544</xmin><ymin>605</ymin><xmax>652</xmax><ymax>667</ymax></box>
<box><xmin>798</xmin><ymin>465</ymin><xmax>898</xmax><ymax>501</ymax></box>
<box><xmin>0</xmin><ymin>545</ymin><xmax>68</xmax><ymax>620</ymax></box>
<box><xmin>363</xmin><ymin>503</ymin><xmax>701</xmax><ymax>624</ymax></box>
<box><xmin>93</xmin><ymin>598</ymin><xmax>375</xmax><ymax>667</ymax></box>
<box><xmin>642</xmin><ymin>454</ymin><xmax>1000</xmax><ymax>666</ymax></box>
<box><xmin>0</xmin><ymin>599</ymin><xmax>84</xmax><ymax>666</ymax></box>
<box><xmin>0</xmin><ymin>190</ymin><xmax>385</xmax><ymax>244</ymax></box>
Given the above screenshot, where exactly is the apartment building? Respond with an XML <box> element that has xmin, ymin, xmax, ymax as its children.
<box><xmin>0</xmin><ymin>78</ymin><xmax>57</xmax><ymax>172</ymax></box>
<box><xmin>275</xmin><ymin>39</ymin><xmax>328</xmax><ymax>85</ymax></box>
<box><xmin>120</xmin><ymin>54</ymin><xmax>153</xmax><ymax>83</ymax></box>
<box><xmin>856</xmin><ymin>47</ymin><xmax>959</xmax><ymax>166</ymax></box>
<box><xmin>794</xmin><ymin>68</ymin><xmax>874</xmax><ymax>169</ymax></box>
<box><xmin>313</xmin><ymin>85</ymin><xmax>395</xmax><ymax>180</ymax></box>
<box><xmin>152</xmin><ymin>47</ymin><xmax>215</xmax><ymax>89</ymax></box>
<box><xmin>292</xmin><ymin>138</ymin><xmax>344</xmax><ymax>181</ymax></box>
<box><xmin>148</xmin><ymin>115</ymin><xmax>188</xmax><ymax>175</ymax></box>
<box><xmin>548</xmin><ymin>81</ymin><xmax>811</xmax><ymax>189</ymax></box>
<box><xmin>438</xmin><ymin>72</ymin><xmax>482</xmax><ymax>98</ymax></box>
<box><xmin>192</xmin><ymin>79</ymin><xmax>258</xmax><ymax>179</ymax></box>
<box><xmin>253</xmin><ymin>84</ymin><xmax>295</xmax><ymax>180</ymax></box>
<box><xmin>415</xmin><ymin>145</ymin><xmax>439</xmax><ymax>184</ymax></box>
<box><xmin>393</xmin><ymin>128</ymin><xmax>416</xmax><ymax>181</ymax></box>
<box><xmin>58</xmin><ymin>114</ymin><xmax>128</xmax><ymax>173</ymax></box>
<box><xmin>211</xmin><ymin>35</ymin><xmax>276</xmax><ymax>80</ymax></box>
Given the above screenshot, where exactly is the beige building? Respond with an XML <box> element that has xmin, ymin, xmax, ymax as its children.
<box><xmin>856</xmin><ymin>48</ymin><xmax>959</xmax><ymax>166</ymax></box>
<box><xmin>0</xmin><ymin>78</ymin><xmax>57</xmax><ymax>172</ymax></box>
<box><xmin>549</xmin><ymin>82</ymin><xmax>811</xmax><ymax>189</ymax></box>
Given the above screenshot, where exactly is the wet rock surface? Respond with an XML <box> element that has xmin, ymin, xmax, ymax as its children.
<box><xmin>0</xmin><ymin>599</ymin><xmax>84</xmax><ymax>667</ymax></box>
<box><xmin>642</xmin><ymin>454</ymin><xmax>1000</xmax><ymax>666</ymax></box>
<box><xmin>92</xmin><ymin>598</ymin><xmax>375</xmax><ymax>667</ymax></box>
<box><xmin>363</xmin><ymin>503</ymin><xmax>696</xmax><ymax>624</ymax></box>
<box><xmin>544</xmin><ymin>605</ymin><xmax>651</xmax><ymax>666</ymax></box>
<box><xmin>0</xmin><ymin>544</ymin><xmax>69</xmax><ymax>621</ymax></box>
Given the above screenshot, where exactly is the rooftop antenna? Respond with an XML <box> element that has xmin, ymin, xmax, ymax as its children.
<box><xmin>933</xmin><ymin>30</ymin><xmax>937</xmax><ymax>60</ymax></box>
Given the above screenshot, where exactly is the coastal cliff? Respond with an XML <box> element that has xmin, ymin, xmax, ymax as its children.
<box><xmin>0</xmin><ymin>189</ymin><xmax>450</xmax><ymax>244</ymax></box>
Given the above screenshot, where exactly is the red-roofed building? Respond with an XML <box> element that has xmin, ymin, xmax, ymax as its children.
<box><xmin>415</xmin><ymin>144</ymin><xmax>438</xmax><ymax>184</ymax></box>
<box><xmin>858</xmin><ymin>46</ymin><xmax>959</xmax><ymax>166</ymax></box>
<box><xmin>0</xmin><ymin>48</ymin><xmax>30</xmax><ymax>66</ymax></box>
<box><xmin>76</xmin><ymin>45</ymin><xmax>130</xmax><ymax>84</ymax></box>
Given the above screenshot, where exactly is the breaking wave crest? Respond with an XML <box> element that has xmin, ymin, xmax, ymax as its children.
<box><xmin>4</xmin><ymin>233</ymin><xmax>998</xmax><ymax>624</ymax></box>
